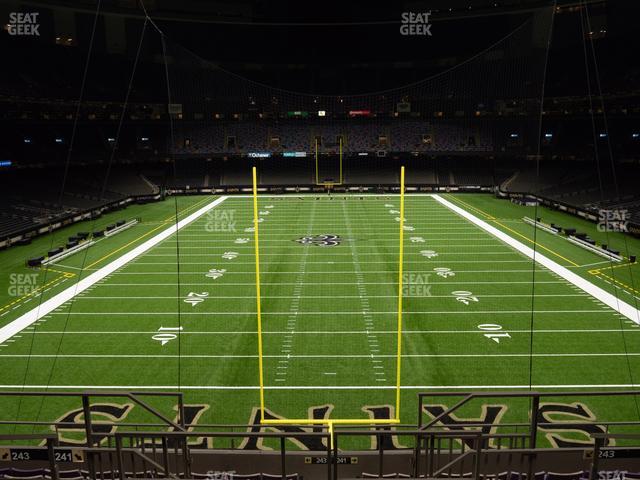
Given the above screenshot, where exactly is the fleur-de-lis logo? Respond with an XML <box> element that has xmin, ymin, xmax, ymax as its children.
<box><xmin>295</xmin><ymin>234</ymin><xmax>341</xmax><ymax>247</ymax></box>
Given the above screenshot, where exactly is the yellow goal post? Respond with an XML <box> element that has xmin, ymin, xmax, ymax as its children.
<box><xmin>251</xmin><ymin>166</ymin><xmax>406</xmax><ymax>426</ymax></box>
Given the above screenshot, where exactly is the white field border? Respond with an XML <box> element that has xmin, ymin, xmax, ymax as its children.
<box><xmin>0</xmin><ymin>196</ymin><xmax>229</xmax><ymax>344</ymax></box>
<box><xmin>431</xmin><ymin>194</ymin><xmax>640</xmax><ymax>324</ymax></box>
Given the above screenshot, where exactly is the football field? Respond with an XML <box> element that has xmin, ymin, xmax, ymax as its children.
<box><xmin>0</xmin><ymin>193</ymin><xmax>639</xmax><ymax>446</ymax></box>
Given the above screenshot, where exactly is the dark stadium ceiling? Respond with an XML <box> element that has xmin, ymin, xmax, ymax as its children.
<box><xmin>5</xmin><ymin>0</ymin><xmax>635</xmax><ymax>96</ymax></box>
<box><xmin>15</xmin><ymin>0</ymin><xmax>606</xmax><ymax>24</ymax></box>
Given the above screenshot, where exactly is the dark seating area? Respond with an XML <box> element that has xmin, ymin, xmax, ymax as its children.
<box><xmin>171</xmin><ymin>121</ymin><xmax>494</xmax><ymax>156</ymax></box>
<box><xmin>1</xmin><ymin>154</ymin><xmax>638</xmax><ymax>240</ymax></box>
<box><xmin>502</xmin><ymin>161</ymin><xmax>640</xmax><ymax>220</ymax></box>
<box><xmin>0</xmin><ymin>166</ymin><xmax>157</xmax><ymax>238</ymax></box>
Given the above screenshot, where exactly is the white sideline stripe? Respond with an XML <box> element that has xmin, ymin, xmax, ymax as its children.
<box><xmin>0</xmin><ymin>196</ymin><xmax>229</xmax><ymax>344</ymax></box>
<box><xmin>0</xmin><ymin>384</ymin><xmax>637</xmax><ymax>390</ymax></box>
<box><xmin>432</xmin><ymin>194</ymin><xmax>640</xmax><ymax>325</ymax></box>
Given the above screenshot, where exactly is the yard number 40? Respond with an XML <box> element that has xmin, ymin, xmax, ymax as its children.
<box><xmin>478</xmin><ymin>324</ymin><xmax>511</xmax><ymax>344</ymax></box>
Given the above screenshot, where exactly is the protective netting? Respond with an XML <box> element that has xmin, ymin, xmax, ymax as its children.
<box><xmin>2</xmin><ymin>1</ymin><xmax>639</xmax><ymax>440</ymax></box>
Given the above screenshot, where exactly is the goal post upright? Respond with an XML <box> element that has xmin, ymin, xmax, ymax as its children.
<box><xmin>256</xmin><ymin>166</ymin><xmax>405</xmax><ymax>426</ymax></box>
<box><xmin>252</xmin><ymin>167</ymin><xmax>266</xmax><ymax>421</ymax></box>
<box><xmin>313</xmin><ymin>136</ymin><xmax>344</xmax><ymax>186</ymax></box>
<box><xmin>314</xmin><ymin>138</ymin><xmax>319</xmax><ymax>185</ymax></box>
<box><xmin>395</xmin><ymin>166</ymin><xmax>406</xmax><ymax>421</ymax></box>
<box><xmin>339</xmin><ymin>136</ymin><xmax>343</xmax><ymax>185</ymax></box>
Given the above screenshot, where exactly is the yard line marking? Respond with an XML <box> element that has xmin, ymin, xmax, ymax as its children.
<box><xmin>45</xmin><ymin>310</ymin><xmax>615</xmax><ymax>315</ymax></box>
<box><xmin>151</xmin><ymin>240</ymin><xmax>500</xmax><ymax>249</ymax></box>
<box><xmin>141</xmin><ymin>247</ymin><xmax>507</xmax><ymax>254</ymax></box>
<box><xmin>71</xmin><ymin>294</ymin><xmax>588</xmax><ymax>300</ymax></box>
<box><xmin>168</xmin><ymin>233</ymin><xmax>483</xmax><ymax>240</ymax></box>
<box><xmin>91</xmin><ymin>281</ymin><xmax>567</xmax><ymax>286</ymax></box>
<box><xmin>571</xmin><ymin>260</ymin><xmax>614</xmax><ymax>268</ymax></box>
<box><xmin>1</xmin><ymin>384</ymin><xmax>638</xmax><ymax>390</ymax></box>
<box><xmin>107</xmin><ymin>269</ymin><xmax>559</xmax><ymax>274</ymax></box>
<box><xmin>342</xmin><ymin>200</ymin><xmax>386</xmax><ymax>380</ymax></box>
<box><xmin>51</xmin><ymin>264</ymin><xmax>96</xmax><ymax>271</ymax></box>
<box><xmin>4</xmin><ymin>352</ymin><xmax>638</xmax><ymax>359</ymax></box>
<box><xmin>271</xmin><ymin>200</ymin><xmax>313</xmax><ymax>383</ymax></box>
<box><xmin>0</xmin><ymin>196</ymin><xmax>229</xmax><ymax>344</ymax></box>
<box><xmin>126</xmin><ymin>260</ymin><xmax>534</xmax><ymax>266</ymax></box>
<box><xmin>28</xmin><ymin>328</ymin><xmax>625</xmax><ymax>336</ymax></box>
<box><xmin>432</xmin><ymin>194</ymin><xmax>640</xmax><ymax>325</ymax></box>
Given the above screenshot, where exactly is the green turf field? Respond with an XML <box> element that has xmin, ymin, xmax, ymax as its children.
<box><xmin>0</xmin><ymin>193</ymin><xmax>639</xmax><ymax>449</ymax></box>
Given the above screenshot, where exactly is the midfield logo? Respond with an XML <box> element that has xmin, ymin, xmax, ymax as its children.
<box><xmin>294</xmin><ymin>234</ymin><xmax>341</xmax><ymax>247</ymax></box>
